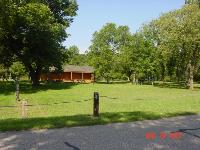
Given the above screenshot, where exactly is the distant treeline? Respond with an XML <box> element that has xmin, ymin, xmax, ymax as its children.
<box><xmin>86</xmin><ymin>3</ymin><xmax>200</xmax><ymax>89</ymax></box>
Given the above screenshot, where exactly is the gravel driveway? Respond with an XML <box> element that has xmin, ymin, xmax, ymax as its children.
<box><xmin>0</xmin><ymin>115</ymin><xmax>200</xmax><ymax>150</ymax></box>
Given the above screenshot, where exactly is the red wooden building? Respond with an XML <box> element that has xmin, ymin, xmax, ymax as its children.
<box><xmin>40</xmin><ymin>65</ymin><xmax>94</xmax><ymax>83</ymax></box>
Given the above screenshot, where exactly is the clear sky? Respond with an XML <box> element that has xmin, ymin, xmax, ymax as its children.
<box><xmin>63</xmin><ymin>0</ymin><xmax>185</xmax><ymax>53</ymax></box>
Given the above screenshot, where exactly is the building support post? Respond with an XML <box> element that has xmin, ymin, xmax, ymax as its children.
<box><xmin>81</xmin><ymin>73</ymin><xmax>84</xmax><ymax>82</ymax></box>
<box><xmin>70</xmin><ymin>72</ymin><xmax>73</xmax><ymax>81</ymax></box>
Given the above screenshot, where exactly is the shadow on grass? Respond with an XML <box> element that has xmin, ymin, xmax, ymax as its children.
<box><xmin>153</xmin><ymin>81</ymin><xmax>200</xmax><ymax>90</ymax></box>
<box><xmin>100</xmin><ymin>96</ymin><xmax>118</xmax><ymax>100</ymax></box>
<box><xmin>153</xmin><ymin>82</ymin><xmax>188</xmax><ymax>89</ymax></box>
<box><xmin>0</xmin><ymin>111</ymin><xmax>196</xmax><ymax>132</ymax></box>
<box><xmin>0</xmin><ymin>81</ymin><xmax>77</xmax><ymax>95</ymax></box>
<box><xmin>0</xmin><ymin>96</ymin><xmax>117</xmax><ymax>107</ymax></box>
<box><xmin>95</xmin><ymin>81</ymin><xmax>130</xmax><ymax>84</ymax></box>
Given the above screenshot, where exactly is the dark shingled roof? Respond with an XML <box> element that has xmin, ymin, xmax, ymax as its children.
<box><xmin>63</xmin><ymin>65</ymin><xmax>94</xmax><ymax>73</ymax></box>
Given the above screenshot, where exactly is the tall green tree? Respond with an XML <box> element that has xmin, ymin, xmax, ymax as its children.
<box><xmin>120</xmin><ymin>32</ymin><xmax>157</xmax><ymax>84</ymax></box>
<box><xmin>66</xmin><ymin>45</ymin><xmax>88</xmax><ymax>66</ymax></box>
<box><xmin>67</xmin><ymin>45</ymin><xmax>79</xmax><ymax>57</ymax></box>
<box><xmin>155</xmin><ymin>5</ymin><xmax>200</xmax><ymax>89</ymax></box>
<box><xmin>66</xmin><ymin>45</ymin><xmax>79</xmax><ymax>63</ymax></box>
<box><xmin>0</xmin><ymin>0</ymin><xmax>78</xmax><ymax>86</ymax></box>
<box><xmin>88</xmin><ymin>23</ymin><xmax>131</xmax><ymax>83</ymax></box>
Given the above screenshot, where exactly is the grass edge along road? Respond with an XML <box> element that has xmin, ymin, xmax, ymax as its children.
<box><xmin>0</xmin><ymin>111</ymin><xmax>197</xmax><ymax>131</ymax></box>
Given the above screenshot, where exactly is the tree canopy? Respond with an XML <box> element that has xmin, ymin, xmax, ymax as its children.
<box><xmin>65</xmin><ymin>45</ymin><xmax>88</xmax><ymax>66</ymax></box>
<box><xmin>0</xmin><ymin>0</ymin><xmax>78</xmax><ymax>86</ymax></box>
<box><xmin>87</xmin><ymin>4</ymin><xmax>200</xmax><ymax>89</ymax></box>
<box><xmin>153</xmin><ymin>4</ymin><xmax>200</xmax><ymax>89</ymax></box>
<box><xmin>88</xmin><ymin>23</ymin><xmax>132</xmax><ymax>83</ymax></box>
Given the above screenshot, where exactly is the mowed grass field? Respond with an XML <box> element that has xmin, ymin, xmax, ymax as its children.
<box><xmin>0</xmin><ymin>81</ymin><xmax>200</xmax><ymax>131</ymax></box>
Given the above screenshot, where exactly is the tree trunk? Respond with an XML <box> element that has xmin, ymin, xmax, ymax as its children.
<box><xmin>30</xmin><ymin>73</ymin><xmax>40</xmax><ymax>87</ymax></box>
<box><xmin>187</xmin><ymin>61</ymin><xmax>194</xmax><ymax>90</ymax></box>
<box><xmin>135</xmin><ymin>78</ymin><xmax>138</xmax><ymax>85</ymax></box>
<box><xmin>15</xmin><ymin>78</ymin><xmax>20</xmax><ymax>101</ymax></box>
<box><xmin>176</xmin><ymin>69</ymin><xmax>180</xmax><ymax>83</ymax></box>
<box><xmin>28</xmin><ymin>65</ymin><xmax>42</xmax><ymax>87</ymax></box>
<box><xmin>161</xmin><ymin>63</ymin><xmax>165</xmax><ymax>81</ymax></box>
<box><xmin>106</xmin><ymin>78</ymin><xmax>110</xmax><ymax>84</ymax></box>
<box><xmin>151</xmin><ymin>76</ymin><xmax>154</xmax><ymax>85</ymax></box>
<box><xmin>127</xmin><ymin>72</ymin><xmax>133</xmax><ymax>83</ymax></box>
<box><xmin>132</xmin><ymin>73</ymin><xmax>136</xmax><ymax>84</ymax></box>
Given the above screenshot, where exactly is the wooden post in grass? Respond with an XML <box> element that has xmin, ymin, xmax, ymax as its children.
<box><xmin>16</xmin><ymin>78</ymin><xmax>20</xmax><ymax>102</ymax></box>
<box><xmin>93</xmin><ymin>92</ymin><xmax>99</xmax><ymax>117</ymax></box>
<box><xmin>21</xmin><ymin>100</ymin><xmax>28</xmax><ymax>118</ymax></box>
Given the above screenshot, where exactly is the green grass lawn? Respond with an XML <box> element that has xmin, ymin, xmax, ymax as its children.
<box><xmin>0</xmin><ymin>81</ymin><xmax>200</xmax><ymax>131</ymax></box>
